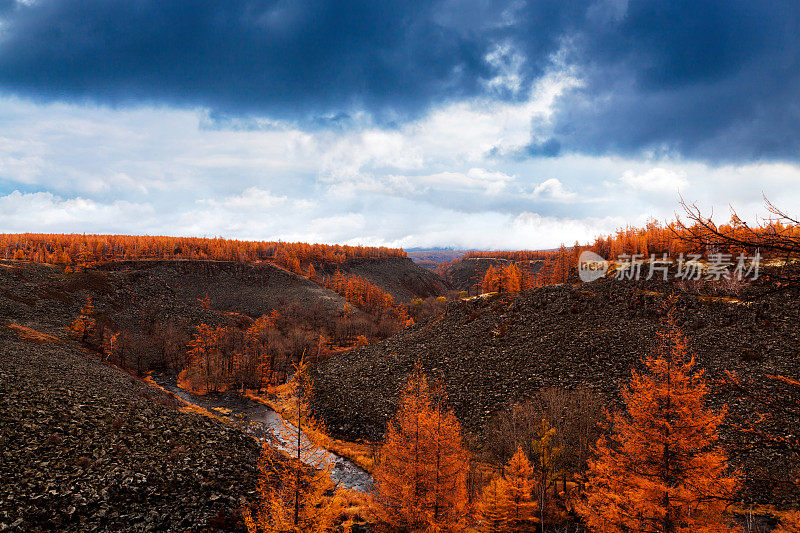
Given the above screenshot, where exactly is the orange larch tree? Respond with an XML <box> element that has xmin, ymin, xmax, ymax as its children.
<box><xmin>244</xmin><ymin>358</ymin><xmax>344</xmax><ymax>532</ymax></box>
<box><xmin>503</xmin><ymin>263</ymin><xmax>522</xmax><ymax>293</ymax></box>
<box><xmin>502</xmin><ymin>445</ymin><xmax>538</xmax><ymax>530</ymax></box>
<box><xmin>480</xmin><ymin>265</ymin><xmax>501</xmax><ymax>293</ymax></box>
<box><xmin>372</xmin><ymin>365</ymin><xmax>469</xmax><ymax>531</ymax></box>
<box><xmin>576</xmin><ymin>317</ymin><xmax>739</xmax><ymax>532</ymax></box>
<box><xmin>71</xmin><ymin>296</ymin><xmax>97</xmax><ymax>344</ymax></box>
<box><xmin>531</xmin><ymin>418</ymin><xmax>561</xmax><ymax>526</ymax></box>
<box><xmin>475</xmin><ymin>444</ymin><xmax>538</xmax><ymax>532</ymax></box>
<box><xmin>178</xmin><ymin>323</ymin><xmax>230</xmax><ymax>394</ymax></box>
<box><xmin>475</xmin><ymin>477</ymin><xmax>510</xmax><ymax>532</ymax></box>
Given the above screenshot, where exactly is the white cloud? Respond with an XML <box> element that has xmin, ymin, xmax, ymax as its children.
<box><xmin>201</xmin><ymin>187</ymin><xmax>287</xmax><ymax>211</ymax></box>
<box><xmin>620</xmin><ymin>167</ymin><xmax>689</xmax><ymax>194</ymax></box>
<box><xmin>416</xmin><ymin>168</ymin><xmax>514</xmax><ymax>195</ymax></box>
<box><xmin>1</xmin><ymin>94</ymin><xmax>800</xmax><ymax>249</ymax></box>
<box><xmin>529</xmin><ymin>178</ymin><xmax>576</xmax><ymax>200</ymax></box>
<box><xmin>0</xmin><ymin>190</ymin><xmax>154</xmax><ymax>233</ymax></box>
<box><xmin>483</xmin><ymin>41</ymin><xmax>526</xmax><ymax>95</ymax></box>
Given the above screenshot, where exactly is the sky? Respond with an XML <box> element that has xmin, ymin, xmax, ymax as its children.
<box><xmin>1</xmin><ymin>0</ymin><xmax>799</xmax><ymax>249</ymax></box>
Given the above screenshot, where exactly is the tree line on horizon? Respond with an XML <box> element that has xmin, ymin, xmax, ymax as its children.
<box><xmin>0</xmin><ymin>233</ymin><xmax>406</xmax><ymax>274</ymax></box>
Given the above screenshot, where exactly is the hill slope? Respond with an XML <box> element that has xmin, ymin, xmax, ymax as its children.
<box><xmin>317</xmin><ymin>257</ymin><xmax>450</xmax><ymax>302</ymax></box>
<box><xmin>311</xmin><ymin>279</ymin><xmax>800</xmax><ymax>506</ymax></box>
<box><xmin>97</xmin><ymin>259</ymin><xmax>350</xmax><ymax>317</ymax></box>
<box><xmin>0</xmin><ymin>305</ymin><xmax>259</xmax><ymax>531</ymax></box>
<box><xmin>442</xmin><ymin>257</ymin><xmax>543</xmax><ymax>292</ymax></box>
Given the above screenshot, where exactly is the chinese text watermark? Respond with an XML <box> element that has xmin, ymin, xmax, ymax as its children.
<box><xmin>578</xmin><ymin>251</ymin><xmax>761</xmax><ymax>283</ymax></box>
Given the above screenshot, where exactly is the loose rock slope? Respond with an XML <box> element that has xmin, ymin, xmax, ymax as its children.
<box><xmin>311</xmin><ymin>278</ymin><xmax>800</xmax><ymax>507</ymax></box>
<box><xmin>0</xmin><ymin>261</ymin><xmax>261</xmax><ymax>532</ymax></box>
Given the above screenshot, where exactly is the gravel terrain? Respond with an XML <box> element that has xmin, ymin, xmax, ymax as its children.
<box><xmin>312</xmin><ymin>278</ymin><xmax>800</xmax><ymax>507</ymax></box>
<box><xmin>440</xmin><ymin>257</ymin><xmax>544</xmax><ymax>292</ymax></box>
<box><xmin>317</xmin><ymin>257</ymin><xmax>450</xmax><ymax>302</ymax></box>
<box><xmin>0</xmin><ymin>261</ymin><xmax>261</xmax><ymax>531</ymax></box>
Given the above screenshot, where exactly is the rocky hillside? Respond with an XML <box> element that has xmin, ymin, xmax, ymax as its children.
<box><xmin>317</xmin><ymin>257</ymin><xmax>450</xmax><ymax>301</ymax></box>
<box><xmin>98</xmin><ymin>259</ymin><xmax>349</xmax><ymax>317</ymax></box>
<box><xmin>311</xmin><ymin>277</ymin><xmax>800</xmax><ymax>507</ymax></box>
<box><xmin>0</xmin><ymin>267</ymin><xmax>260</xmax><ymax>531</ymax></box>
<box><xmin>441</xmin><ymin>257</ymin><xmax>543</xmax><ymax>292</ymax></box>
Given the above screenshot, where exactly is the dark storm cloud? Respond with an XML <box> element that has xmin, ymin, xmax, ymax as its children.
<box><xmin>546</xmin><ymin>0</ymin><xmax>800</xmax><ymax>161</ymax></box>
<box><xmin>0</xmin><ymin>0</ymin><xmax>798</xmax><ymax>161</ymax></box>
<box><xmin>0</xmin><ymin>0</ymin><xmax>525</xmax><ymax>119</ymax></box>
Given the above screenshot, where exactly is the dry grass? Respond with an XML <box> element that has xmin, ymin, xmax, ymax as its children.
<box><xmin>142</xmin><ymin>374</ymin><xmax>228</xmax><ymax>423</ymax></box>
<box><xmin>7</xmin><ymin>324</ymin><xmax>61</xmax><ymax>344</ymax></box>
<box><xmin>337</xmin><ymin>488</ymin><xmax>372</xmax><ymax>529</ymax></box>
<box><xmin>245</xmin><ymin>389</ymin><xmax>376</xmax><ymax>473</ymax></box>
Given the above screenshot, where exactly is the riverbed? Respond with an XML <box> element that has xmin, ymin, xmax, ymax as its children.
<box><xmin>150</xmin><ymin>374</ymin><xmax>373</xmax><ymax>492</ymax></box>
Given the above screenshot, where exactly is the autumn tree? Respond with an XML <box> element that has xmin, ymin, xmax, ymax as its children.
<box><xmin>237</xmin><ymin>311</ymin><xmax>280</xmax><ymax>390</ymax></box>
<box><xmin>503</xmin><ymin>263</ymin><xmax>522</xmax><ymax>293</ymax></box>
<box><xmin>244</xmin><ymin>358</ymin><xmax>344</xmax><ymax>532</ymax></box>
<box><xmin>503</xmin><ymin>445</ymin><xmax>538</xmax><ymax>530</ymax></box>
<box><xmin>71</xmin><ymin>296</ymin><xmax>97</xmax><ymax>344</ymax></box>
<box><xmin>179</xmin><ymin>323</ymin><xmax>231</xmax><ymax>394</ymax></box>
<box><xmin>101</xmin><ymin>330</ymin><xmax>118</xmax><ymax>363</ymax></box>
<box><xmin>774</xmin><ymin>511</ymin><xmax>800</xmax><ymax>533</ymax></box>
<box><xmin>372</xmin><ymin>365</ymin><xmax>469</xmax><ymax>531</ymax></box>
<box><xmin>531</xmin><ymin>418</ymin><xmax>561</xmax><ymax>526</ymax></box>
<box><xmin>475</xmin><ymin>477</ymin><xmax>510</xmax><ymax>532</ymax></box>
<box><xmin>576</xmin><ymin>317</ymin><xmax>739</xmax><ymax>532</ymax></box>
<box><xmin>480</xmin><ymin>265</ymin><xmax>501</xmax><ymax>293</ymax></box>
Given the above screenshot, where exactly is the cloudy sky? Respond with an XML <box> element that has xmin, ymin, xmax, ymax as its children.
<box><xmin>1</xmin><ymin>1</ymin><xmax>798</xmax><ymax>249</ymax></box>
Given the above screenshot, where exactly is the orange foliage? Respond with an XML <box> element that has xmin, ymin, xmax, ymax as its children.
<box><xmin>775</xmin><ymin>511</ymin><xmax>800</xmax><ymax>533</ymax></box>
<box><xmin>475</xmin><ymin>477</ymin><xmax>510</xmax><ymax>532</ymax></box>
<box><xmin>178</xmin><ymin>323</ymin><xmax>232</xmax><ymax>394</ymax></box>
<box><xmin>244</xmin><ymin>359</ymin><xmax>346</xmax><ymax>532</ymax></box>
<box><xmin>0</xmin><ymin>233</ymin><xmax>405</xmax><ymax>272</ymax></box>
<box><xmin>463</xmin><ymin>214</ymin><xmax>800</xmax><ymax>291</ymax></box>
<box><xmin>372</xmin><ymin>365</ymin><xmax>469</xmax><ymax>531</ymax></box>
<box><xmin>466</xmin><ymin>217</ymin><xmax>800</xmax><ymax>264</ymax></box>
<box><xmin>70</xmin><ymin>296</ymin><xmax>97</xmax><ymax>343</ymax></box>
<box><xmin>480</xmin><ymin>263</ymin><xmax>522</xmax><ymax>294</ymax></box>
<box><xmin>324</xmin><ymin>271</ymin><xmax>411</xmax><ymax>324</ymax></box>
<box><xmin>243</xmin><ymin>443</ymin><xmax>343</xmax><ymax>533</ymax></box>
<box><xmin>576</xmin><ymin>315</ymin><xmax>739</xmax><ymax>532</ymax></box>
<box><xmin>503</xmin><ymin>446</ymin><xmax>539</xmax><ymax>529</ymax></box>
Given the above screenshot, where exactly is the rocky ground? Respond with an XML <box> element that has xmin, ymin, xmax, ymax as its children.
<box><xmin>311</xmin><ymin>277</ymin><xmax>800</xmax><ymax>507</ymax></box>
<box><xmin>440</xmin><ymin>257</ymin><xmax>544</xmax><ymax>292</ymax></box>
<box><xmin>317</xmin><ymin>257</ymin><xmax>450</xmax><ymax>302</ymax></box>
<box><xmin>0</xmin><ymin>265</ymin><xmax>261</xmax><ymax>531</ymax></box>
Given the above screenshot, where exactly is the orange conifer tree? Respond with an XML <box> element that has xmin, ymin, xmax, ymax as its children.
<box><xmin>71</xmin><ymin>296</ymin><xmax>97</xmax><ymax>343</ymax></box>
<box><xmin>503</xmin><ymin>263</ymin><xmax>522</xmax><ymax>293</ymax></box>
<box><xmin>774</xmin><ymin>511</ymin><xmax>800</xmax><ymax>533</ymax></box>
<box><xmin>480</xmin><ymin>265</ymin><xmax>501</xmax><ymax>293</ymax></box>
<box><xmin>503</xmin><ymin>445</ymin><xmax>538</xmax><ymax>530</ymax></box>
<box><xmin>531</xmin><ymin>418</ymin><xmax>560</xmax><ymax>526</ymax></box>
<box><xmin>576</xmin><ymin>316</ymin><xmax>739</xmax><ymax>532</ymax></box>
<box><xmin>243</xmin><ymin>358</ymin><xmax>344</xmax><ymax>532</ymax></box>
<box><xmin>372</xmin><ymin>365</ymin><xmax>469</xmax><ymax>531</ymax></box>
<box><xmin>475</xmin><ymin>445</ymin><xmax>538</xmax><ymax>532</ymax></box>
<box><xmin>475</xmin><ymin>477</ymin><xmax>510</xmax><ymax>532</ymax></box>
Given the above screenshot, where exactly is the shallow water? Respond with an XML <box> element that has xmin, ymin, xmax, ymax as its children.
<box><xmin>151</xmin><ymin>374</ymin><xmax>373</xmax><ymax>492</ymax></box>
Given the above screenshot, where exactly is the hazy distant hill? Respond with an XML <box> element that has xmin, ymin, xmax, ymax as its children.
<box><xmin>406</xmin><ymin>250</ymin><xmax>469</xmax><ymax>271</ymax></box>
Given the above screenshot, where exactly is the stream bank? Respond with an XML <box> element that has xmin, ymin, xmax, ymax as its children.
<box><xmin>150</xmin><ymin>374</ymin><xmax>374</xmax><ymax>492</ymax></box>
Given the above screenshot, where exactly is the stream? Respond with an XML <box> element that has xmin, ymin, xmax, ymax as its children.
<box><xmin>150</xmin><ymin>374</ymin><xmax>374</xmax><ymax>492</ymax></box>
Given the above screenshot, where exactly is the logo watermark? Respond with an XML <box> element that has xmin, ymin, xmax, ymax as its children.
<box><xmin>578</xmin><ymin>251</ymin><xmax>610</xmax><ymax>282</ymax></box>
<box><xmin>578</xmin><ymin>251</ymin><xmax>761</xmax><ymax>283</ymax></box>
